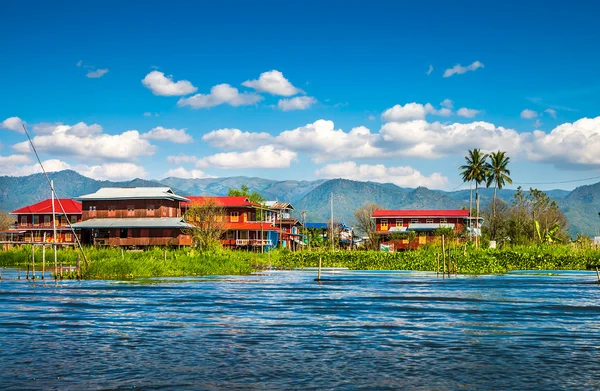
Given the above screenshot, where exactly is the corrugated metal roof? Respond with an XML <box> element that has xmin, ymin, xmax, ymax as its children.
<box><xmin>182</xmin><ymin>196</ymin><xmax>260</xmax><ymax>208</ymax></box>
<box><xmin>372</xmin><ymin>210</ymin><xmax>470</xmax><ymax>218</ymax></box>
<box><xmin>10</xmin><ymin>199</ymin><xmax>82</xmax><ymax>215</ymax></box>
<box><xmin>266</xmin><ymin>201</ymin><xmax>295</xmax><ymax>210</ymax></box>
<box><xmin>71</xmin><ymin>217</ymin><xmax>193</xmax><ymax>229</ymax></box>
<box><xmin>76</xmin><ymin>187</ymin><xmax>189</xmax><ymax>202</ymax></box>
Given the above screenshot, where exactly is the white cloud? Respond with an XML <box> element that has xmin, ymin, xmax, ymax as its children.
<box><xmin>533</xmin><ymin>119</ymin><xmax>542</xmax><ymax>128</ymax></box>
<box><xmin>381</xmin><ymin>102</ymin><xmax>452</xmax><ymax>122</ymax></box>
<box><xmin>440</xmin><ymin>99</ymin><xmax>453</xmax><ymax>109</ymax></box>
<box><xmin>457</xmin><ymin>108</ymin><xmax>480</xmax><ymax>118</ymax></box>
<box><xmin>77</xmin><ymin>162</ymin><xmax>147</xmax><ymax>180</ymax></box>
<box><xmin>164</xmin><ymin>167</ymin><xmax>215</xmax><ymax>179</ymax></box>
<box><xmin>1</xmin><ymin>116</ymin><xmax>25</xmax><ymax>133</ymax></box>
<box><xmin>167</xmin><ymin>154</ymin><xmax>198</xmax><ymax>165</ymax></box>
<box><xmin>12</xmin><ymin>122</ymin><xmax>156</xmax><ymax>161</ymax></box>
<box><xmin>242</xmin><ymin>70</ymin><xmax>302</xmax><ymax>96</ymax></box>
<box><xmin>427</xmin><ymin>65</ymin><xmax>434</xmax><ymax>75</ymax></box>
<box><xmin>202</xmin><ymin>128</ymin><xmax>272</xmax><ymax>150</ymax></box>
<box><xmin>315</xmin><ymin>161</ymin><xmax>448</xmax><ymax>189</ymax></box>
<box><xmin>545</xmin><ymin>108</ymin><xmax>557</xmax><ymax>119</ymax></box>
<box><xmin>275</xmin><ymin>120</ymin><xmax>382</xmax><ymax>163</ymax></box>
<box><xmin>443</xmin><ymin>61</ymin><xmax>484</xmax><ymax>78</ymax></box>
<box><xmin>277</xmin><ymin>96</ymin><xmax>317</xmax><ymax>111</ymax></box>
<box><xmin>0</xmin><ymin>154</ymin><xmax>31</xmax><ymax>165</ymax></box>
<box><xmin>0</xmin><ymin>159</ymin><xmax>71</xmax><ymax>177</ymax></box>
<box><xmin>368</xmin><ymin>115</ymin><xmax>376</xmax><ymax>121</ymax></box>
<box><xmin>141</xmin><ymin>71</ymin><xmax>198</xmax><ymax>96</ymax></box>
<box><xmin>526</xmin><ymin>117</ymin><xmax>600</xmax><ymax>168</ymax></box>
<box><xmin>521</xmin><ymin>109</ymin><xmax>538</xmax><ymax>119</ymax></box>
<box><xmin>76</xmin><ymin>60</ymin><xmax>82</xmax><ymax>67</ymax></box>
<box><xmin>143</xmin><ymin>112</ymin><xmax>152</xmax><ymax>117</ymax></box>
<box><xmin>87</xmin><ymin>68</ymin><xmax>109</xmax><ymax>78</ymax></box>
<box><xmin>196</xmin><ymin>145</ymin><xmax>297</xmax><ymax>169</ymax></box>
<box><xmin>177</xmin><ymin>84</ymin><xmax>262</xmax><ymax>109</ymax></box>
<box><xmin>142</xmin><ymin>126</ymin><xmax>193</xmax><ymax>144</ymax></box>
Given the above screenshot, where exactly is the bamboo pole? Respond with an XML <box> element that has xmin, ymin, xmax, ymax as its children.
<box><xmin>442</xmin><ymin>235</ymin><xmax>446</xmax><ymax>279</ymax></box>
<box><xmin>42</xmin><ymin>244</ymin><xmax>46</xmax><ymax>280</ymax></box>
<box><xmin>60</xmin><ymin>261</ymin><xmax>63</xmax><ymax>279</ymax></box>
<box><xmin>32</xmin><ymin>245</ymin><xmax>35</xmax><ymax>280</ymax></box>
<box><xmin>317</xmin><ymin>256</ymin><xmax>322</xmax><ymax>281</ymax></box>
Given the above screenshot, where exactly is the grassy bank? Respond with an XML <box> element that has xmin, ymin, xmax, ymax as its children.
<box><xmin>1</xmin><ymin>244</ymin><xmax>598</xmax><ymax>279</ymax></box>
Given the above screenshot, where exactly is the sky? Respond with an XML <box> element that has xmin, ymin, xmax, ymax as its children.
<box><xmin>1</xmin><ymin>0</ymin><xmax>600</xmax><ymax>191</ymax></box>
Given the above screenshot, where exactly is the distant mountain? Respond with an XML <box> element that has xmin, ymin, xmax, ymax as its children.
<box><xmin>0</xmin><ymin>170</ymin><xmax>171</xmax><ymax>212</ymax></box>
<box><xmin>160</xmin><ymin>176</ymin><xmax>327</xmax><ymax>203</ymax></box>
<box><xmin>0</xmin><ymin>170</ymin><xmax>596</xmax><ymax>237</ymax></box>
<box><xmin>295</xmin><ymin>179</ymin><xmax>462</xmax><ymax>224</ymax></box>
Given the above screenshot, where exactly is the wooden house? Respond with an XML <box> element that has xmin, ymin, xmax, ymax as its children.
<box><xmin>265</xmin><ymin>201</ymin><xmax>303</xmax><ymax>250</ymax></box>
<box><xmin>8</xmin><ymin>199</ymin><xmax>82</xmax><ymax>243</ymax></box>
<box><xmin>182</xmin><ymin>196</ymin><xmax>280</xmax><ymax>250</ymax></box>
<box><xmin>72</xmin><ymin>187</ymin><xmax>192</xmax><ymax>247</ymax></box>
<box><xmin>372</xmin><ymin>209</ymin><xmax>476</xmax><ymax>250</ymax></box>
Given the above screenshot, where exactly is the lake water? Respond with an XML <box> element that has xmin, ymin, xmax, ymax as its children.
<box><xmin>1</xmin><ymin>268</ymin><xmax>599</xmax><ymax>390</ymax></box>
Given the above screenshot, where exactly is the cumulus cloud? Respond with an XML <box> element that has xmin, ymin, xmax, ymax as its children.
<box><xmin>525</xmin><ymin>117</ymin><xmax>600</xmax><ymax>168</ymax></box>
<box><xmin>0</xmin><ymin>159</ymin><xmax>72</xmax><ymax>177</ymax></box>
<box><xmin>242</xmin><ymin>70</ymin><xmax>302</xmax><ymax>96</ymax></box>
<box><xmin>277</xmin><ymin>96</ymin><xmax>317</xmax><ymax>111</ymax></box>
<box><xmin>164</xmin><ymin>167</ymin><xmax>215</xmax><ymax>179</ymax></box>
<box><xmin>142</xmin><ymin>126</ymin><xmax>193</xmax><ymax>144</ymax></box>
<box><xmin>167</xmin><ymin>154</ymin><xmax>198</xmax><ymax>165</ymax></box>
<box><xmin>457</xmin><ymin>108</ymin><xmax>481</xmax><ymax>118</ymax></box>
<box><xmin>1</xmin><ymin>116</ymin><xmax>25</xmax><ymax>133</ymax></box>
<box><xmin>196</xmin><ymin>145</ymin><xmax>297</xmax><ymax>169</ymax></box>
<box><xmin>443</xmin><ymin>61</ymin><xmax>484</xmax><ymax>77</ymax></box>
<box><xmin>0</xmin><ymin>154</ymin><xmax>31</xmax><ymax>165</ymax></box>
<box><xmin>315</xmin><ymin>161</ymin><xmax>448</xmax><ymax>189</ymax></box>
<box><xmin>545</xmin><ymin>108</ymin><xmax>557</xmax><ymax>119</ymax></box>
<box><xmin>381</xmin><ymin>102</ymin><xmax>451</xmax><ymax>122</ymax></box>
<box><xmin>276</xmin><ymin>120</ymin><xmax>382</xmax><ymax>163</ymax></box>
<box><xmin>86</xmin><ymin>68</ymin><xmax>109</xmax><ymax>78</ymax></box>
<box><xmin>12</xmin><ymin>122</ymin><xmax>156</xmax><ymax>160</ymax></box>
<box><xmin>177</xmin><ymin>84</ymin><xmax>262</xmax><ymax>109</ymax></box>
<box><xmin>77</xmin><ymin>162</ymin><xmax>147</xmax><ymax>180</ymax></box>
<box><xmin>142</xmin><ymin>71</ymin><xmax>198</xmax><ymax>96</ymax></box>
<box><xmin>521</xmin><ymin>109</ymin><xmax>538</xmax><ymax>119</ymax></box>
<box><xmin>202</xmin><ymin>128</ymin><xmax>272</xmax><ymax>150</ymax></box>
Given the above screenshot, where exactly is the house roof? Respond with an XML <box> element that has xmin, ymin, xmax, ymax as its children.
<box><xmin>182</xmin><ymin>196</ymin><xmax>261</xmax><ymax>208</ymax></box>
<box><xmin>10</xmin><ymin>199</ymin><xmax>82</xmax><ymax>215</ymax></box>
<box><xmin>76</xmin><ymin>187</ymin><xmax>189</xmax><ymax>202</ymax></box>
<box><xmin>372</xmin><ymin>210</ymin><xmax>470</xmax><ymax>218</ymax></box>
<box><xmin>265</xmin><ymin>201</ymin><xmax>295</xmax><ymax>210</ymax></box>
<box><xmin>71</xmin><ymin>217</ymin><xmax>193</xmax><ymax>229</ymax></box>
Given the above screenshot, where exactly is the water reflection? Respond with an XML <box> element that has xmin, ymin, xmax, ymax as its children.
<box><xmin>0</xmin><ymin>269</ymin><xmax>599</xmax><ymax>390</ymax></box>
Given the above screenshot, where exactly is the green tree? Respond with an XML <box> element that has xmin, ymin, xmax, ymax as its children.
<box><xmin>183</xmin><ymin>197</ymin><xmax>227</xmax><ymax>250</ymax></box>
<box><xmin>460</xmin><ymin>148</ymin><xmax>489</xmax><ymax>246</ymax></box>
<box><xmin>485</xmin><ymin>151</ymin><xmax>512</xmax><ymax>219</ymax></box>
<box><xmin>228</xmin><ymin>184</ymin><xmax>265</xmax><ymax>205</ymax></box>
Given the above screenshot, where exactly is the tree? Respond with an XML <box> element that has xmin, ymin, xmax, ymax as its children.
<box><xmin>228</xmin><ymin>184</ymin><xmax>266</xmax><ymax>205</ymax></box>
<box><xmin>183</xmin><ymin>197</ymin><xmax>227</xmax><ymax>250</ymax></box>
<box><xmin>485</xmin><ymin>151</ymin><xmax>512</xmax><ymax>226</ymax></box>
<box><xmin>0</xmin><ymin>211</ymin><xmax>15</xmax><ymax>241</ymax></box>
<box><xmin>460</xmin><ymin>148</ymin><xmax>489</xmax><ymax>246</ymax></box>
<box><xmin>353</xmin><ymin>202</ymin><xmax>382</xmax><ymax>250</ymax></box>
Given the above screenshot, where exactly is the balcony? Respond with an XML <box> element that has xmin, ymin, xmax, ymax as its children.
<box><xmin>235</xmin><ymin>239</ymin><xmax>273</xmax><ymax>246</ymax></box>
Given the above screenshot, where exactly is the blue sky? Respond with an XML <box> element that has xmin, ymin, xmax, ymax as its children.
<box><xmin>1</xmin><ymin>0</ymin><xmax>600</xmax><ymax>190</ymax></box>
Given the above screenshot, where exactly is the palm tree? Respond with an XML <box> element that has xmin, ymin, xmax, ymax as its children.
<box><xmin>485</xmin><ymin>151</ymin><xmax>512</xmax><ymax>220</ymax></box>
<box><xmin>460</xmin><ymin>149</ymin><xmax>489</xmax><ymax>246</ymax></box>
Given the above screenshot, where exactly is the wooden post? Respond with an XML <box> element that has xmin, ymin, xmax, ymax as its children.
<box><xmin>60</xmin><ymin>261</ymin><xmax>63</xmax><ymax>279</ymax></box>
<box><xmin>32</xmin><ymin>245</ymin><xmax>35</xmax><ymax>280</ymax></box>
<box><xmin>317</xmin><ymin>256</ymin><xmax>322</xmax><ymax>281</ymax></box>
<box><xmin>42</xmin><ymin>242</ymin><xmax>46</xmax><ymax>280</ymax></box>
<box><xmin>164</xmin><ymin>250</ymin><xmax>167</xmax><ymax>263</ymax></box>
<box><xmin>18</xmin><ymin>268</ymin><xmax>21</xmax><ymax>280</ymax></box>
<box><xmin>27</xmin><ymin>264</ymin><xmax>30</xmax><ymax>280</ymax></box>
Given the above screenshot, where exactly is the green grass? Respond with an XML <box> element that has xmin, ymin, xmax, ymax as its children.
<box><xmin>1</xmin><ymin>244</ymin><xmax>598</xmax><ymax>279</ymax></box>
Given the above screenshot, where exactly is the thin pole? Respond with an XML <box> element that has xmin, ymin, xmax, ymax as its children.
<box><xmin>317</xmin><ymin>256</ymin><xmax>322</xmax><ymax>281</ymax></box>
<box><xmin>442</xmin><ymin>235</ymin><xmax>446</xmax><ymax>279</ymax></box>
<box><xmin>51</xmin><ymin>180</ymin><xmax>58</xmax><ymax>280</ymax></box>
<box><xmin>330</xmin><ymin>193</ymin><xmax>334</xmax><ymax>251</ymax></box>
<box><xmin>42</xmin><ymin>235</ymin><xmax>46</xmax><ymax>280</ymax></box>
<box><xmin>31</xmin><ymin>245</ymin><xmax>35</xmax><ymax>279</ymax></box>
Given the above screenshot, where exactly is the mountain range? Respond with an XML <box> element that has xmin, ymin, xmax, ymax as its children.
<box><xmin>0</xmin><ymin>170</ymin><xmax>596</xmax><ymax>237</ymax></box>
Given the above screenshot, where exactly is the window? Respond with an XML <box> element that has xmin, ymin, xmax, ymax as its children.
<box><xmin>33</xmin><ymin>215</ymin><xmax>40</xmax><ymax>226</ymax></box>
<box><xmin>108</xmin><ymin>205</ymin><xmax>116</xmax><ymax>217</ymax></box>
<box><xmin>381</xmin><ymin>219</ymin><xmax>388</xmax><ymax>231</ymax></box>
<box><xmin>120</xmin><ymin>229</ymin><xmax>128</xmax><ymax>239</ymax></box>
<box><xmin>396</xmin><ymin>219</ymin><xmax>403</xmax><ymax>227</ymax></box>
<box><xmin>426</xmin><ymin>219</ymin><xmax>434</xmax><ymax>224</ymax></box>
<box><xmin>411</xmin><ymin>219</ymin><xmax>419</xmax><ymax>224</ymax></box>
<box><xmin>440</xmin><ymin>218</ymin><xmax>447</xmax><ymax>224</ymax></box>
<box><xmin>231</xmin><ymin>211</ymin><xmax>239</xmax><ymax>222</ymax></box>
<box><xmin>20</xmin><ymin>216</ymin><xmax>27</xmax><ymax>226</ymax></box>
<box><xmin>65</xmin><ymin>233</ymin><xmax>72</xmax><ymax>242</ymax></box>
<box><xmin>147</xmin><ymin>204</ymin><xmax>155</xmax><ymax>217</ymax></box>
<box><xmin>127</xmin><ymin>205</ymin><xmax>135</xmax><ymax>217</ymax></box>
<box><xmin>89</xmin><ymin>205</ymin><xmax>96</xmax><ymax>217</ymax></box>
<box><xmin>61</xmin><ymin>216</ymin><xmax>67</xmax><ymax>226</ymax></box>
<box><xmin>71</xmin><ymin>215</ymin><xmax>77</xmax><ymax>224</ymax></box>
<box><xmin>43</xmin><ymin>215</ymin><xmax>51</xmax><ymax>227</ymax></box>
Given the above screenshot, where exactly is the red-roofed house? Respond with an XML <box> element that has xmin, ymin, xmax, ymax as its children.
<box><xmin>9</xmin><ymin>199</ymin><xmax>82</xmax><ymax>243</ymax></box>
<box><xmin>182</xmin><ymin>196</ymin><xmax>287</xmax><ymax>250</ymax></box>
<box><xmin>371</xmin><ymin>209</ymin><xmax>477</xmax><ymax>250</ymax></box>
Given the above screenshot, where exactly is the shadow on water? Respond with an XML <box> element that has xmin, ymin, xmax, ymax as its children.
<box><xmin>0</xmin><ymin>267</ymin><xmax>599</xmax><ymax>390</ymax></box>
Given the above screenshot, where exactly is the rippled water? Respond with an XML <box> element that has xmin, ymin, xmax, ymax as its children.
<box><xmin>1</xmin><ymin>268</ymin><xmax>599</xmax><ymax>390</ymax></box>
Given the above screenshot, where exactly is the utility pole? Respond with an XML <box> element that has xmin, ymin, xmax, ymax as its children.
<box><xmin>51</xmin><ymin>180</ymin><xmax>58</xmax><ymax>278</ymax></box>
<box><xmin>330</xmin><ymin>193</ymin><xmax>334</xmax><ymax>251</ymax></box>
